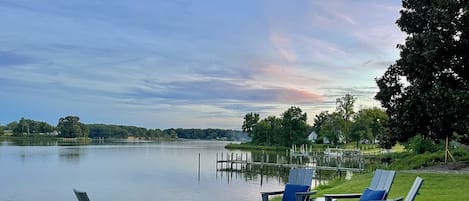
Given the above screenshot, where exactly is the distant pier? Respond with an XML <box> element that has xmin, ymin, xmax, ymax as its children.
<box><xmin>216</xmin><ymin>149</ymin><xmax>365</xmax><ymax>173</ymax></box>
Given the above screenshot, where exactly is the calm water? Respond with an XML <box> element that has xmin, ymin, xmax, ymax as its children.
<box><xmin>0</xmin><ymin>140</ymin><xmax>286</xmax><ymax>201</ymax></box>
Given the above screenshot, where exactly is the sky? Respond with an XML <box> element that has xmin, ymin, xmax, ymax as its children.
<box><xmin>0</xmin><ymin>0</ymin><xmax>405</xmax><ymax>129</ymax></box>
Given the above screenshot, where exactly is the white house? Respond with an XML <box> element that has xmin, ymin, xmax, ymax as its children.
<box><xmin>308</xmin><ymin>131</ymin><xmax>318</xmax><ymax>142</ymax></box>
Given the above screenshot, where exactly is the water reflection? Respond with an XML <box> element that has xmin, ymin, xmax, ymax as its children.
<box><xmin>215</xmin><ymin>150</ymin><xmax>364</xmax><ymax>188</ymax></box>
<box><xmin>0</xmin><ymin>140</ymin><xmax>367</xmax><ymax>201</ymax></box>
<box><xmin>1</xmin><ymin>138</ymin><xmax>59</xmax><ymax>146</ymax></box>
<box><xmin>217</xmin><ymin>165</ymin><xmax>290</xmax><ymax>185</ymax></box>
<box><xmin>59</xmin><ymin>148</ymin><xmax>82</xmax><ymax>163</ymax></box>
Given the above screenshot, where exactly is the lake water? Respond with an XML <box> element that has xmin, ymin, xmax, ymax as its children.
<box><xmin>0</xmin><ymin>140</ymin><xmax>287</xmax><ymax>201</ymax></box>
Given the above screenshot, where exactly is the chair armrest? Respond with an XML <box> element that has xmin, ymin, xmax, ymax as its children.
<box><xmin>323</xmin><ymin>193</ymin><xmax>362</xmax><ymax>201</ymax></box>
<box><xmin>296</xmin><ymin>191</ymin><xmax>317</xmax><ymax>196</ymax></box>
<box><xmin>261</xmin><ymin>190</ymin><xmax>285</xmax><ymax>196</ymax></box>
<box><xmin>261</xmin><ymin>190</ymin><xmax>284</xmax><ymax>201</ymax></box>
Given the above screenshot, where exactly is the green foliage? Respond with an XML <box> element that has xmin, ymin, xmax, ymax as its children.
<box><xmin>353</xmin><ymin>108</ymin><xmax>389</xmax><ymax>144</ymax></box>
<box><xmin>336</xmin><ymin>93</ymin><xmax>356</xmax><ymax>121</ymax></box>
<box><xmin>312</xmin><ymin>111</ymin><xmax>329</xmax><ymax>133</ymax></box>
<box><xmin>405</xmin><ymin>135</ymin><xmax>443</xmax><ymax>154</ymax></box>
<box><xmin>252</xmin><ymin>117</ymin><xmax>276</xmax><ymax>145</ymax></box>
<box><xmin>57</xmin><ymin>116</ymin><xmax>88</xmax><ymax>138</ymax></box>
<box><xmin>173</xmin><ymin>128</ymin><xmax>246</xmax><ymax>140</ymax></box>
<box><xmin>314</xmin><ymin>94</ymin><xmax>363</xmax><ymax>145</ymax></box>
<box><xmin>242</xmin><ymin>113</ymin><xmax>259</xmax><ymax>138</ymax></box>
<box><xmin>281</xmin><ymin>106</ymin><xmax>309</xmax><ymax>146</ymax></box>
<box><xmin>88</xmin><ymin>124</ymin><xmax>142</xmax><ymax>139</ymax></box>
<box><xmin>452</xmin><ymin>148</ymin><xmax>469</xmax><ymax>161</ymax></box>
<box><xmin>242</xmin><ymin>106</ymin><xmax>309</xmax><ymax>147</ymax></box>
<box><xmin>385</xmin><ymin>147</ymin><xmax>469</xmax><ymax>170</ymax></box>
<box><xmin>6</xmin><ymin>121</ymin><xmax>18</xmax><ymax>131</ymax></box>
<box><xmin>314</xmin><ymin>172</ymin><xmax>469</xmax><ymax>201</ymax></box>
<box><xmin>388</xmin><ymin>151</ymin><xmax>445</xmax><ymax>170</ymax></box>
<box><xmin>8</xmin><ymin>117</ymin><xmax>56</xmax><ymax>136</ymax></box>
<box><xmin>14</xmin><ymin>117</ymin><xmax>29</xmax><ymax>135</ymax></box>
<box><xmin>375</xmin><ymin>0</ymin><xmax>469</xmax><ymax>145</ymax></box>
<box><xmin>0</xmin><ymin>123</ymin><xmax>3</xmax><ymax>135</ymax></box>
<box><xmin>319</xmin><ymin>112</ymin><xmax>346</xmax><ymax>145</ymax></box>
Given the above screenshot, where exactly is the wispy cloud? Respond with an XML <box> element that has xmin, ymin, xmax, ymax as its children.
<box><xmin>0</xmin><ymin>0</ymin><xmax>404</xmax><ymax>129</ymax></box>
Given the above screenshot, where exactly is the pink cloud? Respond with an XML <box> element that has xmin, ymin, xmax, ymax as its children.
<box><xmin>276</xmin><ymin>87</ymin><xmax>325</xmax><ymax>103</ymax></box>
<box><xmin>255</xmin><ymin>64</ymin><xmax>325</xmax><ymax>86</ymax></box>
<box><xmin>244</xmin><ymin>63</ymin><xmax>327</xmax><ymax>104</ymax></box>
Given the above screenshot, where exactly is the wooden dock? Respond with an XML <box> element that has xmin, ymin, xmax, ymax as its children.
<box><xmin>216</xmin><ymin>152</ymin><xmax>365</xmax><ymax>172</ymax></box>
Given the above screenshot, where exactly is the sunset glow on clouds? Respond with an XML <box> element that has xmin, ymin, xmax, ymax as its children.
<box><xmin>0</xmin><ymin>0</ymin><xmax>405</xmax><ymax>129</ymax></box>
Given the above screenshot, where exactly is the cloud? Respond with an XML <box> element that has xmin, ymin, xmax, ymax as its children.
<box><xmin>278</xmin><ymin>48</ymin><xmax>297</xmax><ymax>62</ymax></box>
<box><xmin>276</xmin><ymin>87</ymin><xmax>324</xmax><ymax>103</ymax></box>
<box><xmin>0</xmin><ymin>0</ymin><xmax>404</xmax><ymax>129</ymax></box>
<box><xmin>333</xmin><ymin>11</ymin><xmax>357</xmax><ymax>25</ymax></box>
<box><xmin>126</xmin><ymin>77</ymin><xmax>324</xmax><ymax>105</ymax></box>
<box><xmin>269</xmin><ymin>31</ymin><xmax>297</xmax><ymax>62</ymax></box>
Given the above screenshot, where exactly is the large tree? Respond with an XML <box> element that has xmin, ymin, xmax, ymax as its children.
<box><xmin>14</xmin><ymin>117</ymin><xmax>30</xmax><ymax>136</ymax></box>
<box><xmin>336</xmin><ymin>93</ymin><xmax>357</xmax><ymax>121</ymax></box>
<box><xmin>335</xmin><ymin>94</ymin><xmax>356</xmax><ymax>142</ymax></box>
<box><xmin>242</xmin><ymin>112</ymin><xmax>260</xmax><ymax>138</ymax></box>
<box><xmin>242</xmin><ymin>107</ymin><xmax>308</xmax><ymax>146</ymax></box>
<box><xmin>57</xmin><ymin>116</ymin><xmax>88</xmax><ymax>138</ymax></box>
<box><xmin>376</xmin><ymin>0</ymin><xmax>469</xmax><ymax>145</ymax></box>
<box><xmin>281</xmin><ymin>106</ymin><xmax>309</xmax><ymax>146</ymax></box>
<box><xmin>319</xmin><ymin>112</ymin><xmax>346</xmax><ymax>145</ymax></box>
<box><xmin>312</xmin><ymin>111</ymin><xmax>329</xmax><ymax>134</ymax></box>
<box><xmin>351</xmin><ymin>108</ymin><xmax>389</xmax><ymax>148</ymax></box>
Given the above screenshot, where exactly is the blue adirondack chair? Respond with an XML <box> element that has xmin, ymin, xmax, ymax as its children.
<box><xmin>324</xmin><ymin>169</ymin><xmax>396</xmax><ymax>201</ymax></box>
<box><xmin>73</xmin><ymin>189</ymin><xmax>91</xmax><ymax>201</ymax></box>
<box><xmin>261</xmin><ymin>168</ymin><xmax>316</xmax><ymax>201</ymax></box>
<box><xmin>386</xmin><ymin>177</ymin><xmax>424</xmax><ymax>201</ymax></box>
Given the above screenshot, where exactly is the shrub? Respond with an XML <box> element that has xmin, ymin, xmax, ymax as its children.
<box><xmin>405</xmin><ymin>135</ymin><xmax>444</xmax><ymax>154</ymax></box>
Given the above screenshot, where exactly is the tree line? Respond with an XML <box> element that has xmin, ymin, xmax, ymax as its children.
<box><xmin>242</xmin><ymin>95</ymin><xmax>389</xmax><ymax>148</ymax></box>
<box><xmin>242</xmin><ymin>106</ymin><xmax>309</xmax><ymax>147</ymax></box>
<box><xmin>312</xmin><ymin>94</ymin><xmax>388</xmax><ymax>148</ymax></box>
<box><xmin>1</xmin><ymin>117</ymin><xmax>56</xmax><ymax>136</ymax></box>
<box><xmin>0</xmin><ymin>116</ymin><xmax>247</xmax><ymax>141</ymax></box>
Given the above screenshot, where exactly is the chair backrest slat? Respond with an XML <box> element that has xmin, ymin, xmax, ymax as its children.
<box><xmin>368</xmin><ymin>169</ymin><xmax>396</xmax><ymax>199</ymax></box>
<box><xmin>287</xmin><ymin>168</ymin><xmax>314</xmax><ymax>186</ymax></box>
<box><xmin>300</xmin><ymin>168</ymin><xmax>314</xmax><ymax>186</ymax></box>
<box><xmin>404</xmin><ymin>177</ymin><xmax>424</xmax><ymax>201</ymax></box>
<box><xmin>369</xmin><ymin>169</ymin><xmax>384</xmax><ymax>188</ymax></box>
<box><xmin>288</xmin><ymin>168</ymin><xmax>300</xmax><ymax>184</ymax></box>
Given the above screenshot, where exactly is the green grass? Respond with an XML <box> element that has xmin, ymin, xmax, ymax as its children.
<box><xmin>312</xmin><ymin>171</ymin><xmax>469</xmax><ymax>201</ymax></box>
<box><xmin>270</xmin><ymin>171</ymin><xmax>469</xmax><ymax>201</ymax></box>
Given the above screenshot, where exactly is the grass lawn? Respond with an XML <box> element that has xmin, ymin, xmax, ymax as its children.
<box><xmin>271</xmin><ymin>171</ymin><xmax>469</xmax><ymax>201</ymax></box>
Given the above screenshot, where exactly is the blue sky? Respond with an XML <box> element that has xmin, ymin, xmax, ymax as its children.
<box><xmin>0</xmin><ymin>0</ymin><xmax>405</xmax><ymax>129</ymax></box>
